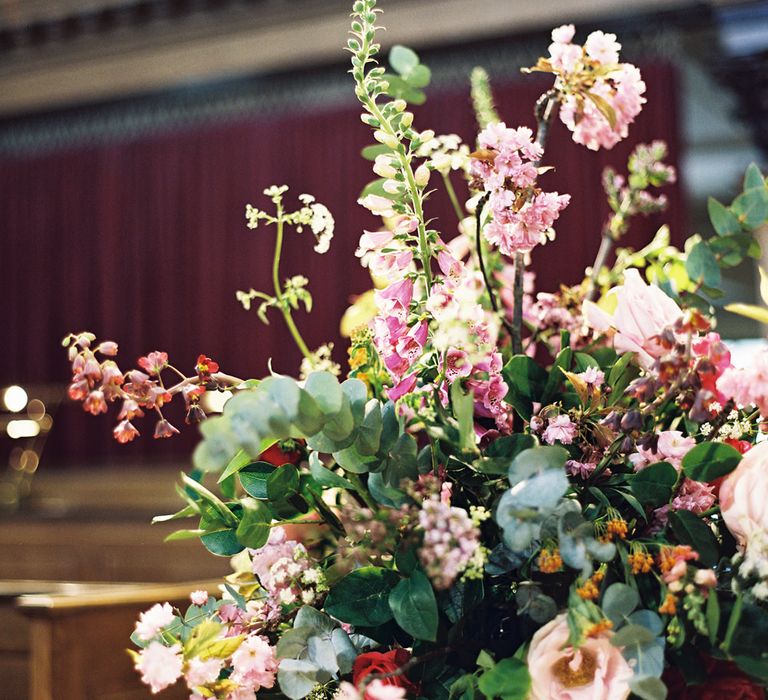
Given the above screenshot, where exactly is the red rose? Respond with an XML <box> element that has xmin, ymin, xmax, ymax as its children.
<box><xmin>258</xmin><ymin>441</ymin><xmax>302</xmax><ymax>466</ymax></box>
<box><xmin>352</xmin><ymin>649</ymin><xmax>419</xmax><ymax>699</ymax></box>
<box><xmin>663</xmin><ymin>658</ymin><xmax>765</xmax><ymax>700</ymax></box>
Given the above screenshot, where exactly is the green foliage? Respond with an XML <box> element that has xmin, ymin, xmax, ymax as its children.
<box><xmin>631</xmin><ymin>461</ymin><xmax>677</xmax><ymax>507</ymax></box>
<box><xmin>477</xmin><ymin>657</ymin><xmax>531</xmax><ymax>699</ymax></box>
<box><xmin>668</xmin><ymin>510</ymin><xmax>719</xmax><ymax>567</ymax></box>
<box><xmin>389</xmin><ymin>569</ymin><xmax>439</xmax><ymax>641</ymax></box>
<box><xmin>681</xmin><ymin>442</ymin><xmax>742</xmax><ymax>483</ymax></box>
<box><xmin>324</xmin><ymin>567</ymin><xmax>399</xmax><ymax>627</ymax></box>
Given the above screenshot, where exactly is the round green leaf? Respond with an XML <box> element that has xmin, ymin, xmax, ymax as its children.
<box><xmin>682</xmin><ymin>442</ymin><xmax>741</xmax><ymax>483</ymax></box>
<box><xmin>200</xmin><ymin>529</ymin><xmax>244</xmax><ymax>556</ymax></box>
<box><xmin>631</xmin><ymin>461</ymin><xmax>677</xmax><ymax>507</ymax></box>
<box><xmin>324</xmin><ymin>567</ymin><xmax>398</xmax><ymax>627</ymax></box>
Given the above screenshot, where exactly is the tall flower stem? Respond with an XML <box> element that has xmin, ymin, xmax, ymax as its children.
<box><xmin>442</xmin><ymin>172</ymin><xmax>464</xmax><ymax>222</ymax></box>
<box><xmin>509</xmin><ymin>90</ymin><xmax>558</xmax><ymax>354</ymax></box>
<box><xmin>475</xmin><ymin>192</ymin><xmax>515</xmax><ymax>340</ymax></box>
<box><xmin>586</xmin><ymin>232</ymin><xmax>615</xmax><ymax>301</ymax></box>
<box><xmin>273</xmin><ymin>202</ymin><xmax>313</xmax><ymax>361</ymax></box>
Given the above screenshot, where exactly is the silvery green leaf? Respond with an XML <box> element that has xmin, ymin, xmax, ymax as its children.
<box><xmin>304</xmin><ymin>372</ymin><xmax>344</xmax><ymax>415</ymax></box>
<box><xmin>277</xmin><ymin>658</ymin><xmax>327</xmax><ymax>700</ymax></box>
<box><xmin>502</xmin><ymin>519</ymin><xmax>538</xmax><ymax>552</ymax></box>
<box><xmin>276</xmin><ymin>627</ymin><xmax>313</xmax><ymax>660</ymax></box>
<box><xmin>355</xmin><ymin>399</ymin><xmax>383</xmax><ymax>456</ymax></box>
<box><xmin>540</xmin><ymin>500</ymin><xmax>580</xmax><ymax>541</ymax></box>
<box><xmin>586</xmin><ymin>537</ymin><xmax>617</xmax><ymax>562</ymax></box>
<box><xmin>508</xmin><ymin>445</ymin><xmax>569</xmax><ymax>484</ymax></box>
<box><xmin>602</xmin><ymin>583</ymin><xmax>640</xmax><ymax>628</ymax></box>
<box><xmin>332</xmin><ymin>628</ymin><xmax>358</xmax><ymax>675</ymax></box>
<box><xmin>349</xmin><ymin>633</ymin><xmax>378</xmax><ymax>653</ymax></box>
<box><xmin>558</xmin><ymin>532</ymin><xmax>589</xmax><ymax>575</ymax></box>
<box><xmin>622</xmin><ymin>637</ymin><xmax>665</xmax><ymax>679</ymax></box>
<box><xmin>629</xmin><ymin>676</ymin><xmax>668</xmax><ymax>700</ymax></box>
<box><xmin>629</xmin><ymin>610</ymin><xmax>664</xmax><ymax>637</ymax></box>
<box><xmin>341</xmin><ymin>379</ymin><xmax>368</xmax><ymax>425</ymax></box>
<box><xmin>294</xmin><ymin>606</ymin><xmax>336</xmax><ymax>634</ymax></box>
<box><xmin>610</xmin><ymin>624</ymin><xmax>656</xmax><ymax>647</ymax></box>
<box><xmin>307</xmin><ymin>635</ymin><xmax>339</xmax><ymax>676</ymax></box>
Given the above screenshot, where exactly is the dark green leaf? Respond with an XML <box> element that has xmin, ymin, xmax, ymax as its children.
<box><xmin>631</xmin><ymin>461</ymin><xmax>677</xmax><ymax>507</ymax></box>
<box><xmin>324</xmin><ymin>567</ymin><xmax>399</xmax><ymax>627</ymax></box>
<box><xmin>266</xmin><ymin>464</ymin><xmax>301</xmax><ymax>501</ymax></box>
<box><xmin>681</xmin><ymin>442</ymin><xmax>741</xmax><ymax>482</ymax></box>
<box><xmin>540</xmin><ymin>346</ymin><xmax>573</xmax><ymax>404</ymax></box>
<box><xmin>707</xmin><ymin>585</ymin><xmax>720</xmax><ymax>644</ymax></box>
<box><xmin>502</xmin><ymin>356</ymin><xmax>547</xmax><ymax>420</ymax></box>
<box><xmin>238</xmin><ymin>462</ymin><xmax>275</xmax><ymax>499</ymax></box>
<box><xmin>200</xmin><ymin>528</ymin><xmax>244</xmax><ymax>556</ymax></box>
<box><xmin>389</xmin><ymin>569</ymin><xmax>438</xmax><ymax>641</ymax></box>
<box><xmin>668</xmin><ymin>510</ymin><xmax>719</xmax><ymax>567</ymax></box>
<box><xmin>235</xmin><ymin>498</ymin><xmax>271</xmax><ymax>548</ymax></box>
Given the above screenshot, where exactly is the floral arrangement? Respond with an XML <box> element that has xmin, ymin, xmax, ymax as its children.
<box><xmin>63</xmin><ymin>2</ymin><xmax>768</xmax><ymax>699</ymax></box>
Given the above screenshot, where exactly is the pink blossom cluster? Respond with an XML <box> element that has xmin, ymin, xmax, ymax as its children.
<box><xmin>417</xmin><ymin>494</ymin><xmax>481</xmax><ymax>590</ymax></box>
<box><xmin>547</xmin><ymin>25</ymin><xmax>647</xmax><ymax>150</ymax></box>
<box><xmin>470</xmin><ymin>123</ymin><xmax>570</xmax><ymax>255</ymax></box>
<box><xmin>527</xmin><ymin>290</ymin><xmax>591</xmax><ymax>353</ymax></box>
<box><xmin>717</xmin><ymin>348</ymin><xmax>768</xmax><ymax>418</ymax></box>
<box><xmin>542</xmin><ymin>414</ymin><xmax>578</xmax><ymax>445</ymax></box>
<box><xmin>249</xmin><ymin>526</ymin><xmax>327</xmax><ymax>609</ymax></box>
<box><xmin>63</xmin><ymin>332</ymin><xmax>222</xmax><ymax>443</ymax></box>
<box><xmin>131</xmin><ymin>596</ymin><xmax>278</xmax><ymax>698</ymax></box>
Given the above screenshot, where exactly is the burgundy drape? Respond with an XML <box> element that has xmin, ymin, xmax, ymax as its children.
<box><xmin>0</xmin><ymin>63</ymin><xmax>684</xmax><ymax>467</ymax></box>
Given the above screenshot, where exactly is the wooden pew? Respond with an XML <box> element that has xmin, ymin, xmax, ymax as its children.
<box><xmin>1</xmin><ymin>579</ymin><xmax>221</xmax><ymax>700</ymax></box>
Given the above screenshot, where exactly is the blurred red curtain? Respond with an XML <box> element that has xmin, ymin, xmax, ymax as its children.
<box><xmin>0</xmin><ymin>63</ymin><xmax>684</xmax><ymax>467</ymax></box>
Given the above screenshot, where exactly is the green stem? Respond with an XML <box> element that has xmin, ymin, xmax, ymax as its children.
<box><xmin>511</xmin><ymin>252</ymin><xmax>525</xmax><ymax>355</ymax></box>
<box><xmin>273</xmin><ymin>204</ymin><xmax>313</xmax><ymax>361</ymax></box>
<box><xmin>346</xmin><ymin>473</ymin><xmax>377</xmax><ymax>510</ymax></box>
<box><xmin>363</xmin><ymin>101</ymin><xmax>432</xmax><ymax>291</ymax></box>
<box><xmin>441</xmin><ymin>171</ymin><xmax>464</xmax><ymax>222</ymax></box>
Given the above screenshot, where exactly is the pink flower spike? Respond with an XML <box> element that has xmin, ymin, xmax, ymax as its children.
<box><xmin>443</xmin><ymin>348</ymin><xmax>472</xmax><ymax>383</ymax></box>
<box><xmin>153</xmin><ymin>419</ymin><xmax>180</xmax><ymax>439</ymax></box>
<box><xmin>356</xmin><ymin>229</ymin><xmax>394</xmax><ymax>257</ymax></box>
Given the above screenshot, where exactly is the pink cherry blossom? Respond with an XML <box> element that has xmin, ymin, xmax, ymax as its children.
<box><xmin>189</xmin><ymin>590</ymin><xmax>209</xmax><ymax>606</ymax></box>
<box><xmin>135</xmin><ymin>602</ymin><xmax>175</xmax><ymax>640</ymax></box>
<box><xmin>230</xmin><ymin>635</ymin><xmax>278</xmax><ymax>690</ymax></box>
<box><xmin>185</xmin><ymin>657</ymin><xmax>223</xmax><ymax>688</ymax></box>
<box><xmin>134</xmin><ymin>642</ymin><xmax>183</xmax><ymax>693</ymax></box>
<box><xmin>584</xmin><ymin>30</ymin><xmax>621</xmax><ymax>65</ymax></box>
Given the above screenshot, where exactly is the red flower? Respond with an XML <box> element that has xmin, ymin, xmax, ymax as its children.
<box><xmin>259</xmin><ymin>441</ymin><xmax>303</xmax><ymax>466</ymax></box>
<box><xmin>663</xmin><ymin>658</ymin><xmax>765</xmax><ymax>700</ymax></box>
<box><xmin>352</xmin><ymin>649</ymin><xmax>419</xmax><ymax>699</ymax></box>
<box><xmin>196</xmin><ymin>354</ymin><xmax>220</xmax><ymax>379</ymax></box>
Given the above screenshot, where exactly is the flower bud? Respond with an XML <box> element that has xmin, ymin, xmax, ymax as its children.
<box><xmin>373</xmin><ymin>154</ymin><xmax>398</xmax><ymax>179</ymax></box>
<box><xmin>414</xmin><ymin>164</ymin><xmax>430</xmax><ymax>188</ymax></box>
<box><xmin>400</xmin><ymin>112</ymin><xmax>414</xmax><ymax>128</ymax></box>
<box><xmin>374</xmin><ymin>130</ymin><xmax>399</xmax><ymax>149</ymax></box>
<box><xmin>383</xmin><ymin>179</ymin><xmax>402</xmax><ymax>195</ymax></box>
<box><xmin>392</xmin><ymin>99</ymin><xmax>407</xmax><ymax>112</ymax></box>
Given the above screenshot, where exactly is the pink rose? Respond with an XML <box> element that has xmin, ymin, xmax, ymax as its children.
<box><xmin>720</xmin><ymin>441</ymin><xmax>768</xmax><ymax>549</ymax></box>
<box><xmin>527</xmin><ymin>613</ymin><xmax>633</xmax><ymax>700</ymax></box>
<box><xmin>583</xmin><ymin>269</ymin><xmax>682</xmax><ymax>368</ymax></box>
